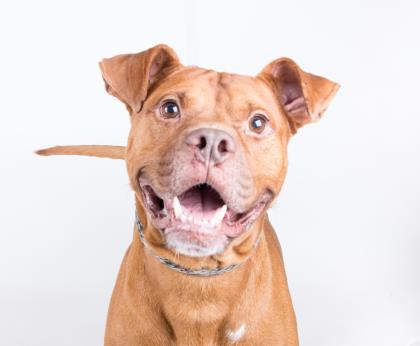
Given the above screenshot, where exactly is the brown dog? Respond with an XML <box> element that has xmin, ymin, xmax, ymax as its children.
<box><xmin>38</xmin><ymin>44</ymin><xmax>339</xmax><ymax>345</ymax></box>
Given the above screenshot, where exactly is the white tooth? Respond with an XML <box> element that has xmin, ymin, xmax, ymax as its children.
<box><xmin>212</xmin><ymin>204</ymin><xmax>227</xmax><ymax>226</ymax></box>
<box><xmin>173</xmin><ymin>197</ymin><xmax>182</xmax><ymax>219</ymax></box>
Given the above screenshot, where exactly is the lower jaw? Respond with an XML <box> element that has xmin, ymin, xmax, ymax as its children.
<box><xmin>164</xmin><ymin>229</ymin><xmax>228</xmax><ymax>257</ymax></box>
<box><xmin>149</xmin><ymin>214</ymin><xmax>263</xmax><ymax>257</ymax></box>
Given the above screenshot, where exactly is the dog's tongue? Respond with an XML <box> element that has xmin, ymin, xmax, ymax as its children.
<box><xmin>178</xmin><ymin>185</ymin><xmax>224</xmax><ymax>218</ymax></box>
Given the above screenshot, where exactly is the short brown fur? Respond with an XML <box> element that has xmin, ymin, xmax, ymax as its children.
<box><xmin>37</xmin><ymin>44</ymin><xmax>339</xmax><ymax>345</ymax></box>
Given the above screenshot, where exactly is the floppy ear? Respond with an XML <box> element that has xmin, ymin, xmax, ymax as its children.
<box><xmin>99</xmin><ymin>44</ymin><xmax>180</xmax><ymax>114</ymax></box>
<box><xmin>259</xmin><ymin>58</ymin><xmax>339</xmax><ymax>134</ymax></box>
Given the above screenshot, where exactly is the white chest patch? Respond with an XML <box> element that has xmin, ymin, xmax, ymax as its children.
<box><xmin>226</xmin><ymin>323</ymin><xmax>245</xmax><ymax>342</ymax></box>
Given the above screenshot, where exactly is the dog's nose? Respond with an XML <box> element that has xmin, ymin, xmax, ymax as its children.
<box><xmin>186</xmin><ymin>128</ymin><xmax>236</xmax><ymax>165</ymax></box>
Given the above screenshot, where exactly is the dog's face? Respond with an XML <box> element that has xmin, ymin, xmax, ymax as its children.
<box><xmin>129</xmin><ymin>69</ymin><xmax>288</xmax><ymax>257</ymax></box>
<box><xmin>100</xmin><ymin>45</ymin><xmax>338</xmax><ymax>258</ymax></box>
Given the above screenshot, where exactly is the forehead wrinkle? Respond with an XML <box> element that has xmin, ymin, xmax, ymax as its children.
<box><xmin>215</xmin><ymin>73</ymin><xmax>227</xmax><ymax>110</ymax></box>
<box><xmin>215</xmin><ymin>73</ymin><xmax>256</xmax><ymax>120</ymax></box>
<box><xmin>175</xmin><ymin>91</ymin><xmax>187</xmax><ymax>108</ymax></box>
<box><xmin>215</xmin><ymin>74</ymin><xmax>267</xmax><ymax>122</ymax></box>
<box><xmin>178</xmin><ymin>74</ymin><xmax>219</xmax><ymax>117</ymax></box>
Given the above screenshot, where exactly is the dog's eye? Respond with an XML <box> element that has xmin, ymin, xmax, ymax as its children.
<box><xmin>160</xmin><ymin>101</ymin><xmax>180</xmax><ymax>119</ymax></box>
<box><xmin>249</xmin><ymin>114</ymin><xmax>267</xmax><ymax>134</ymax></box>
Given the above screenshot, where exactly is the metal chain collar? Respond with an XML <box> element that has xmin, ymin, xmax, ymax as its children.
<box><xmin>135</xmin><ymin>213</ymin><xmax>261</xmax><ymax>277</ymax></box>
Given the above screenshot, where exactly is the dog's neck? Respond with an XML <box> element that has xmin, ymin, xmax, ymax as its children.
<box><xmin>127</xmin><ymin>198</ymin><xmax>275</xmax><ymax>340</ymax></box>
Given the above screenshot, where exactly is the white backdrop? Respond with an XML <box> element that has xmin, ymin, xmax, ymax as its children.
<box><xmin>1</xmin><ymin>0</ymin><xmax>419</xmax><ymax>345</ymax></box>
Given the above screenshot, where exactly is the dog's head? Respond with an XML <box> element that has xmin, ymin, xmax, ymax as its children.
<box><xmin>99</xmin><ymin>44</ymin><xmax>339</xmax><ymax>259</ymax></box>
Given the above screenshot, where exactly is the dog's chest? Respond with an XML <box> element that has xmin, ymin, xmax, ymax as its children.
<box><xmin>162</xmin><ymin>297</ymin><xmax>247</xmax><ymax>344</ymax></box>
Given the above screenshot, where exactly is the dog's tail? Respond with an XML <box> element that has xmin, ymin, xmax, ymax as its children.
<box><xmin>35</xmin><ymin>145</ymin><xmax>125</xmax><ymax>160</ymax></box>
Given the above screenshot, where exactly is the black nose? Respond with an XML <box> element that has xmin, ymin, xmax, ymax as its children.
<box><xmin>185</xmin><ymin>128</ymin><xmax>236</xmax><ymax>165</ymax></box>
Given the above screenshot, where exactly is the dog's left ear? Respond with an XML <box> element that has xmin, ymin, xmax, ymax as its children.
<box><xmin>259</xmin><ymin>58</ymin><xmax>340</xmax><ymax>134</ymax></box>
<box><xmin>99</xmin><ymin>44</ymin><xmax>180</xmax><ymax>114</ymax></box>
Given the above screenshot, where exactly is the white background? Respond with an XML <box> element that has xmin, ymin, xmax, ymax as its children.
<box><xmin>1</xmin><ymin>0</ymin><xmax>419</xmax><ymax>345</ymax></box>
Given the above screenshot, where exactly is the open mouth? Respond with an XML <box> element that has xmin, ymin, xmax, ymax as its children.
<box><xmin>139</xmin><ymin>180</ymin><xmax>272</xmax><ymax>241</ymax></box>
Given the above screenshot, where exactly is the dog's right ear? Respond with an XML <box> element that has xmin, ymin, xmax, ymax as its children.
<box><xmin>99</xmin><ymin>44</ymin><xmax>180</xmax><ymax>114</ymax></box>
